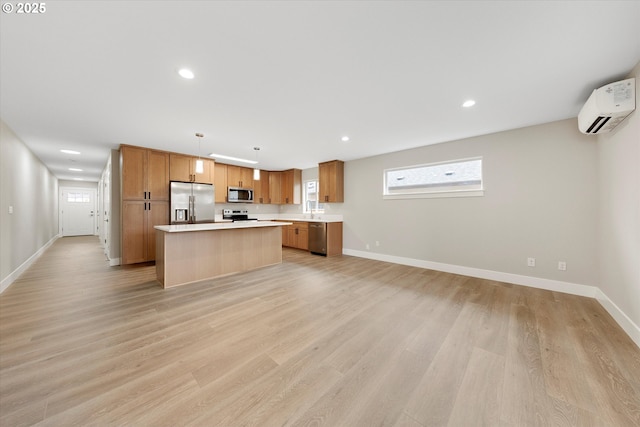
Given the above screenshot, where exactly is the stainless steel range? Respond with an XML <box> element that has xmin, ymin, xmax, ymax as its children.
<box><xmin>222</xmin><ymin>209</ymin><xmax>258</xmax><ymax>222</ymax></box>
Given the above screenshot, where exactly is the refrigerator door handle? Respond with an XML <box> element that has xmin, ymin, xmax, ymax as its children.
<box><xmin>189</xmin><ymin>195</ymin><xmax>195</xmax><ymax>222</ymax></box>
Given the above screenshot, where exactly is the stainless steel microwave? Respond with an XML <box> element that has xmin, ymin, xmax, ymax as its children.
<box><xmin>227</xmin><ymin>187</ymin><xmax>254</xmax><ymax>203</ymax></box>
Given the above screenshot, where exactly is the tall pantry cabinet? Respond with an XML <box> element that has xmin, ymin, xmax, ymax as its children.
<box><xmin>120</xmin><ymin>145</ymin><xmax>169</xmax><ymax>264</ymax></box>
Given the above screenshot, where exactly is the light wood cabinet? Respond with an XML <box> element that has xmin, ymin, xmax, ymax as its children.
<box><xmin>214</xmin><ymin>163</ymin><xmax>228</xmax><ymax>203</ymax></box>
<box><xmin>281</xmin><ymin>221</ymin><xmax>341</xmax><ymax>255</ymax></box>
<box><xmin>253</xmin><ymin>170</ymin><xmax>270</xmax><ymax>204</ymax></box>
<box><xmin>170</xmin><ymin>154</ymin><xmax>214</xmax><ymax>184</ymax></box>
<box><xmin>227</xmin><ymin>165</ymin><xmax>254</xmax><ymax>188</ymax></box>
<box><xmin>282</xmin><ymin>221</ymin><xmax>308</xmax><ymax>250</ymax></box>
<box><xmin>292</xmin><ymin>223</ymin><xmax>309</xmax><ymax>251</ymax></box>
<box><xmin>122</xmin><ymin>200</ymin><xmax>169</xmax><ymax>264</ymax></box>
<box><xmin>319</xmin><ymin>160</ymin><xmax>344</xmax><ymax>203</ymax></box>
<box><xmin>121</xmin><ymin>146</ymin><xmax>147</xmax><ymax>200</ymax></box>
<box><xmin>265</xmin><ymin>169</ymin><xmax>300</xmax><ymax>205</ymax></box>
<box><xmin>325</xmin><ymin>222</ymin><xmax>343</xmax><ymax>256</ymax></box>
<box><xmin>281</xmin><ymin>169</ymin><xmax>302</xmax><ymax>205</ymax></box>
<box><xmin>269</xmin><ymin>171</ymin><xmax>282</xmax><ymax>204</ymax></box>
<box><xmin>122</xmin><ymin>201</ymin><xmax>146</xmax><ymax>264</ymax></box>
<box><xmin>121</xmin><ymin>146</ymin><xmax>170</xmax><ymax>201</ymax></box>
<box><xmin>120</xmin><ymin>145</ymin><xmax>170</xmax><ymax>264</ymax></box>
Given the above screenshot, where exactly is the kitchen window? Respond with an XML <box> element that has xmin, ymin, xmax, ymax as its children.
<box><xmin>303</xmin><ymin>180</ymin><xmax>324</xmax><ymax>213</ymax></box>
<box><xmin>383</xmin><ymin>157</ymin><xmax>483</xmax><ymax>199</ymax></box>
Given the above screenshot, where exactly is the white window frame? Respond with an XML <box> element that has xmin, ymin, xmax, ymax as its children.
<box><xmin>383</xmin><ymin>157</ymin><xmax>484</xmax><ymax>199</ymax></box>
<box><xmin>303</xmin><ymin>179</ymin><xmax>325</xmax><ymax>213</ymax></box>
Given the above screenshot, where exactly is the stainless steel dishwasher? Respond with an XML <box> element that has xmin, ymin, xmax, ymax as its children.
<box><xmin>308</xmin><ymin>222</ymin><xmax>327</xmax><ymax>255</ymax></box>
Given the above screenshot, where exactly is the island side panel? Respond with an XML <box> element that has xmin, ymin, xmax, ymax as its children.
<box><xmin>159</xmin><ymin>226</ymin><xmax>283</xmax><ymax>288</ymax></box>
<box><xmin>156</xmin><ymin>230</ymin><xmax>166</xmax><ymax>286</ymax></box>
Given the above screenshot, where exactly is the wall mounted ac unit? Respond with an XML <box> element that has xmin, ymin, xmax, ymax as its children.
<box><xmin>578</xmin><ymin>77</ymin><xmax>635</xmax><ymax>134</ymax></box>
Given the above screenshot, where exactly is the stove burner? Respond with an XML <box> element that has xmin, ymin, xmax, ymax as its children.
<box><xmin>222</xmin><ymin>208</ymin><xmax>258</xmax><ymax>222</ymax></box>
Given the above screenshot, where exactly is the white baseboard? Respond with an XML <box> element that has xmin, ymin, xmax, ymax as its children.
<box><xmin>594</xmin><ymin>288</ymin><xmax>640</xmax><ymax>348</ymax></box>
<box><xmin>109</xmin><ymin>257</ymin><xmax>121</xmax><ymax>267</ymax></box>
<box><xmin>343</xmin><ymin>249</ymin><xmax>640</xmax><ymax>349</ymax></box>
<box><xmin>0</xmin><ymin>234</ymin><xmax>61</xmax><ymax>294</ymax></box>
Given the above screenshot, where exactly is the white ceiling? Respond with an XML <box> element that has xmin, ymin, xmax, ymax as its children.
<box><xmin>1</xmin><ymin>1</ymin><xmax>639</xmax><ymax>182</ymax></box>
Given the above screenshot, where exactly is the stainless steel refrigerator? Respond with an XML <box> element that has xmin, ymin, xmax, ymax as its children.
<box><xmin>170</xmin><ymin>181</ymin><xmax>215</xmax><ymax>224</ymax></box>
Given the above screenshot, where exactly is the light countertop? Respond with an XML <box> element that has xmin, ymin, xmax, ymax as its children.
<box><xmin>274</xmin><ymin>217</ymin><xmax>342</xmax><ymax>223</ymax></box>
<box><xmin>155</xmin><ymin>221</ymin><xmax>292</xmax><ymax>233</ymax></box>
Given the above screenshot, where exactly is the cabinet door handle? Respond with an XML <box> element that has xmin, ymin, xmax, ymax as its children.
<box><xmin>149</xmin><ymin>192</ymin><xmax>151</xmax><ymax>199</ymax></box>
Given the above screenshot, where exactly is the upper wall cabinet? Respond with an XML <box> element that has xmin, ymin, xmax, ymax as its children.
<box><xmin>227</xmin><ymin>165</ymin><xmax>254</xmax><ymax>188</ymax></box>
<box><xmin>253</xmin><ymin>170</ymin><xmax>270</xmax><ymax>204</ymax></box>
<box><xmin>169</xmin><ymin>154</ymin><xmax>214</xmax><ymax>184</ymax></box>
<box><xmin>214</xmin><ymin>163</ymin><xmax>228</xmax><ymax>203</ymax></box>
<box><xmin>269</xmin><ymin>171</ymin><xmax>282</xmax><ymax>204</ymax></box>
<box><xmin>121</xmin><ymin>145</ymin><xmax>170</xmax><ymax>201</ymax></box>
<box><xmin>319</xmin><ymin>160</ymin><xmax>344</xmax><ymax>203</ymax></box>
<box><xmin>281</xmin><ymin>169</ymin><xmax>302</xmax><ymax>204</ymax></box>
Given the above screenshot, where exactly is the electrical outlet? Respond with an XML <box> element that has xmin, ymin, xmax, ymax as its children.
<box><xmin>375</xmin><ymin>241</ymin><xmax>380</xmax><ymax>247</ymax></box>
<box><xmin>366</xmin><ymin>244</ymin><xmax>370</xmax><ymax>250</ymax></box>
<box><xmin>527</xmin><ymin>257</ymin><xmax>536</xmax><ymax>267</ymax></box>
<box><xmin>558</xmin><ymin>261</ymin><xmax>567</xmax><ymax>271</ymax></box>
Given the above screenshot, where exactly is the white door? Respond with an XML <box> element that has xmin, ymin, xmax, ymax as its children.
<box><xmin>60</xmin><ymin>188</ymin><xmax>97</xmax><ymax>236</ymax></box>
<box><xmin>103</xmin><ymin>175</ymin><xmax>111</xmax><ymax>255</ymax></box>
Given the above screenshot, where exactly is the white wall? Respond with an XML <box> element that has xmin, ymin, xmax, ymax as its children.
<box><xmin>106</xmin><ymin>149</ymin><xmax>121</xmax><ymax>263</ymax></box>
<box><xmin>341</xmin><ymin>118</ymin><xmax>599</xmax><ymax>287</ymax></box>
<box><xmin>597</xmin><ymin>63</ymin><xmax>640</xmax><ymax>339</ymax></box>
<box><xmin>0</xmin><ymin>120</ymin><xmax>59</xmax><ymax>292</ymax></box>
<box><xmin>58</xmin><ymin>180</ymin><xmax>98</xmax><ymax>189</ymax></box>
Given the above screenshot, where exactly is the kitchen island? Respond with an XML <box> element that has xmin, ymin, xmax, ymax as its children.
<box><xmin>155</xmin><ymin>221</ymin><xmax>291</xmax><ymax>288</ymax></box>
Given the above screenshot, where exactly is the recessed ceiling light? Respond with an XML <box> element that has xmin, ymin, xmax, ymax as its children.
<box><xmin>178</xmin><ymin>68</ymin><xmax>194</xmax><ymax>79</ymax></box>
<box><xmin>341</xmin><ymin>136</ymin><xmax>350</xmax><ymax>142</ymax></box>
<box><xmin>68</xmin><ymin>168</ymin><xmax>83</xmax><ymax>172</ymax></box>
<box><xmin>208</xmin><ymin>153</ymin><xmax>257</xmax><ymax>165</ymax></box>
<box><xmin>462</xmin><ymin>100</ymin><xmax>476</xmax><ymax>108</ymax></box>
<box><xmin>61</xmin><ymin>149</ymin><xmax>81</xmax><ymax>155</ymax></box>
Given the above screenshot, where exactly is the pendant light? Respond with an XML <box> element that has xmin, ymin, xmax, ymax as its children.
<box><xmin>195</xmin><ymin>133</ymin><xmax>204</xmax><ymax>174</ymax></box>
<box><xmin>253</xmin><ymin>147</ymin><xmax>261</xmax><ymax>181</ymax></box>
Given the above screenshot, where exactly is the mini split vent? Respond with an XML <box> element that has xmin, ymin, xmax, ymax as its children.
<box><xmin>578</xmin><ymin>78</ymin><xmax>636</xmax><ymax>134</ymax></box>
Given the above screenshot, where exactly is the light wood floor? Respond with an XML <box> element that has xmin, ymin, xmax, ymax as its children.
<box><xmin>1</xmin><ymin>236</ymin><xmax>639</xmax><ymax>426</ymax></box>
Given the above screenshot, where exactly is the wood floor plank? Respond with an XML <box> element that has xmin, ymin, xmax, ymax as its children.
<box><xmin>447</xmin><ymin>347</ymin><xmax>505</xmax><ymax>427</ymax></box>
<box><xmin>402</xmin><ymin>301</ymin><xmax>489</xmax><ymax>426</ymax></box>
<box><xmin>1</xmin><ymin>236</ymin><xmax>639</xmax><ymax>426</ymax></box>
<box><xmin>287</xmin><ymin>314</ymin><xmax>422</xmax><ymax>427</ymax></box>
<box><xmin>500</xmin><ymin>303</ymin><xmax>550</xmax><ymax>426</ymax></box>
<box><xmin>567</xmin><ymin>321</ymin><xmax>640</xmax><ymax>426</ymax></box>
<box><xmin>536</xmin><ymin>296</ymin><xmax>598</xmax><ymax>411</ymax></box>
